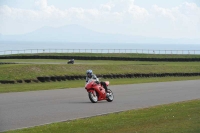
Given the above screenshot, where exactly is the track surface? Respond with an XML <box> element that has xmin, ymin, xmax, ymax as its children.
<box><xmin>0</xmin><ymin>80</ymin><xmax>200</xmax><ymax>132</ymax></box>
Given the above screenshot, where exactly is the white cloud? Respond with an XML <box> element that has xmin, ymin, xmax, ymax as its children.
<box><xmin>3</xmin><ymin>0</ymin><xmax>145</xmax><ymax>28</ymax></box>
<box><xmin>100</xmin><ymin>2</ymin><xmax>115</xmax><ymax>11</ymax></box>
<box><xmin>1</xmin><ymin>0</ymin><xmax>150</xmax><ymax>21</ymax></box>
<box><xmin>35</xmin><ymin>0</ymin><xmax>48</xmax><ymax>10</ymax></box>
<box><xmin>151</xmin><ymin>2</ymin><xmax>200</xmax><ymax>38</ymax></box>
<box><xmin>0</xmin><ymin>0</ymin><xmax>200</xmax><ymax>38</ymax></box>
<box><xmin>0</xmin><ymin>5</ymin><xmax>39</xmax><ymax>20</ymax></box>
<box><xmin>152</xmin><ymin>2</ymin><xmax>200</xmax><ymax>22</ymax></box>
<box><xmin>127</xmin><ymin>1</ymin><xmax>150</xmax><ymax>20</ymax></box>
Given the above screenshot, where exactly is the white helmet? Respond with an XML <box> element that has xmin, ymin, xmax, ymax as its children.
<box><xmin>86</xmin><ymin>70</ymin><xmax>93</xmax><ymax>78</ymax></box>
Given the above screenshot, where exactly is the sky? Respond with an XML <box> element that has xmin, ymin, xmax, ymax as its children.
<box><xmin>0</xmin><ymin>0</ymin><xmax>200</xmax><ymax>39</ymax></box>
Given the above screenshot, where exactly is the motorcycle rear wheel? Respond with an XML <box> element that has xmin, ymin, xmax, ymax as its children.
<box><xmin>106</xmin><ymin>89</ymin><xmax>114</xmax><ymax>102</ymax></box>
<box><xmin>88</xmin><ymin>91</ymin><xmax>98</xmax><ymax>103</ymax></box>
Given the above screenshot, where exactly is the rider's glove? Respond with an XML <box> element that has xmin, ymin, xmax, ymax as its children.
<box><xmin>95</xmin><ymin>81</ymin><xmax>100</xmax><ymax>84</ymax></box>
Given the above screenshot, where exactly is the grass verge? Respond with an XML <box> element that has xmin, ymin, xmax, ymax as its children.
<box><xmin>4</xmin><ymin>99</ymin><xmax>200</xmax><ymax>133</ymax></box>
<box><xmin>1</xmin><ymin>76</ymin><xmax>200</xmax><ymax>93</ymax></box>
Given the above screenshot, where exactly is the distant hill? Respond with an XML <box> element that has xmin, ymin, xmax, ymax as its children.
<box><xmin>0</xmin><ymin>24</ymin><xmax>200</xmax><ymax>44</ymax></box>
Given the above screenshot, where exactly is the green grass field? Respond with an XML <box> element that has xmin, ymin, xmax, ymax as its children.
<box><xmin>4</xmin><ymin>99</ymin><xmax>200</xmax><ymax>133</ymax></box>
<box><xmin>0</xmin><ymin>60</ymin><xmax>200</xmax><ymax>80</ymax></box>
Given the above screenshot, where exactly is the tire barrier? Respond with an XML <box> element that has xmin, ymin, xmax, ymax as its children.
<box><xmin>0</xmin><ymin>80</ymin><xmax>16</xmax><ymax>84</ymax></box>
<box><xmin>24</xmin><ymin>79</ymin><xmax>32</xmax><ymax>83</ymax></box>
<box><xmin>17</xmin><ymin>80</ymin><xmax>23</xmax><ymax>83</ymax></box>
<box><xmin>65</xmin><ymin>75</ymin><xmax>71</xmax><ymax>80</ymax></box>
<box><xmin>32</xmin><ymin>79</ymin><xmax>39</xmax><ymax>83</ymax></box>
<box><xmin>50</xmin><ymin>76</ymin><xmax>57</xmax><ymax>81</ymax></box>
<box><xmin>1</xmin><ymin>55</ymin><xmax>200</xmax><ymax>62</ymax></box>
<box><xmin>1</xmin><ymin>72</ymin><xmax>200</xmax><ymax>84</ymax></box>
<box><xmin>61</xmin><ymin>76</ymin><xmax>66</xmax><ymax>81</ymax></box>
<box><xmin>56</xmin><ymin>76</ymin><xmax>62</xmax><ymax>81</ymax></box>
<box><xmin>44</xmin><ymin>77</ymin><xmax>51</xmax><ymax>82</ymax></box>
<box><xmin>37</xmin><ymin>77</ymin><xmax>46</xmax><ymax>82</ymax></box>
<box><xmin>0</xmin><ymin>62</ymin><xmax>17</xmax><ymax>65</ymax></box>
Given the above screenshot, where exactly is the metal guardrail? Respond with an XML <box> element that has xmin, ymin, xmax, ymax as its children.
<box><xmin>0</xmin><ymin>49</ymin><xmax>200</xmax><ymax>55</ymax></box>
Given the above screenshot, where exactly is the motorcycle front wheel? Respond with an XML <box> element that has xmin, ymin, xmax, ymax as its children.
<box><xmin>88</xmin><ymin>91</ymin><xmax>98</xmax><ymax>103</ymax></box>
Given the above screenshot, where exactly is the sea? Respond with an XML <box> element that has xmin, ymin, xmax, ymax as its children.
<box><xmin>1</xmin><ymin>41</ymin><xmax>200</xmax><ymax>55</ymax></box>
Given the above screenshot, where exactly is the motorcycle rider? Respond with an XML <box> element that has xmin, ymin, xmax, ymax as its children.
<box><xmin>86</xmin><ymin>70</ymin><xmax>108</xmax><ymax>93</ymax></box>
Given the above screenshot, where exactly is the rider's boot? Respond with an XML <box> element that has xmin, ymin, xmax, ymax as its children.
<box><xmin>106</xmin><ymin>93</ymin><xmax>109</xmax><ymax>98</ymax></box>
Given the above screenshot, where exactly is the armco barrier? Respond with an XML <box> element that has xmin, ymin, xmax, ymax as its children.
<box><xmin>1</xmin><ymin>55</ymin><xmax>200</xmax><ymax>62</ymax></box>
<box><xmin>1</xmin><ymin>72</ymin><xmax>200</xmax><ymax>84</ymax></box>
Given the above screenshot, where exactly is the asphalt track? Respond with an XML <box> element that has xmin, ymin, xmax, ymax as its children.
<box><xmin>0</xmin><ymin>80</ymin><xmax>200</xmax><ymax>132</ymax></box>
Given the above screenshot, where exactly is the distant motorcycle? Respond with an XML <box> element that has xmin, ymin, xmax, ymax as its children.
<box><xmin>67</xmin><ymin>59</ymin><xmax>74</xmax><ymax>64</ymax></box>
<box><xmin>85</xmin><ymin>79</ymin><xmax>114</xmax><ymax>103</ymax></box>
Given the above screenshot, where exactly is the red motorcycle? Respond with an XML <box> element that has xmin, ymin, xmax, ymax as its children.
<box><xmin>85</xmin><ymin>80</ymin><xmax>114</xmax><ymax>103</ymax></box>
